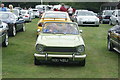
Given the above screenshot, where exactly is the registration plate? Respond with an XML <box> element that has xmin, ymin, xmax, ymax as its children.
<box><xmin>51</xmin><ymin>58</ymin><xmax>69</xmax><ymax>63</ymax></box>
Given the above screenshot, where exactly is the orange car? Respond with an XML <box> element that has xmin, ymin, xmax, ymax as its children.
<box><xmin>37</xmin><ymin>11</ymin><xmax>72</xmax><ymax>36</ymax></box>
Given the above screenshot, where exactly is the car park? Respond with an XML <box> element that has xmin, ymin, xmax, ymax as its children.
<box><xmin>107</xmin><ymin>24</ymin><xmax>120</xmax><ymax>53</ymax></box>
<box><xmin>20</xmin><ymin>10</ymin><xmax>32</xmax><ymax>22</ymax></box>
<box><xmin>73</xmin><ymin>10</ymin><xmax>99</xmax><ymax>26</ymax></box>
<box><xmin>37</xmin><ymin>11</ymin><xmax>72</xmax><ymax>36</ymax></box>
<box><xmin>101</xmin><ymin>10</ymin><xmax>113</xmax><ymax>24</ymax></box>
<box><xmin>34</xmin><ymin>22</ymin><xmax>86</xmax><ymax>66</ymax></box>
<box><xmin>0</xmin><ymin>12</ymin><xmax>25</xmax><ymax>36</ymax></box>
<box><xmin>109</xmin><ymin>10</ymin><xmax>120</xmax><ymax>25</ymax></box>
<box><xmin>0</xmin><ymin>20</ymin><xmax>9</xmax><ymax>47</ymax></box>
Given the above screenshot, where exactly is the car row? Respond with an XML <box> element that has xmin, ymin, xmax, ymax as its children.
<box><xmin>0</xmin><ymin>11</ymin><xmax>26</xmax><ymax>47</ymax></box>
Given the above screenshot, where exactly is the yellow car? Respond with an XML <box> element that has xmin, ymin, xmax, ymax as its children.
<box><xmin>37</xmin><ymin>11</ymin><xmax>72</xmax><ymax>36</ymax></box>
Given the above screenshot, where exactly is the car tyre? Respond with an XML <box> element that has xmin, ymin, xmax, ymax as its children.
<box><xmin>34</xmin><ymin>57</ymin><xmax>41</xmax><ymax>65</ymax></box>
<box><xmin>11</xmin><ymin>25</ymin><xmax>16</xmax><ymax>37</ymax></box>
<box><xmin>20</xmin><ymin>24</ymin><xmax>26</xmax><ymax>32</ymax></box>
<box><xmin>107</xmin><ymin>38</ymin><xmax>114</xmax><ymax>51</ymax></box>
<box><xmin>2</xmin><ymin>33</ymin><xmax>8</xmax><ymax>47</ymax></box>
<box><xmin>79</xmin><ymin>59</ymin><xmax>85</xmax><ymax>66</ymax></box>
<box><xmin>109</xmin><ymin>20</ymin><xmax>113</xmax><ymax>25</ymax></box>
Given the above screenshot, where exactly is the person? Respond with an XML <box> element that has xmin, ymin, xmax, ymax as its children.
<box><xmin>60</xmin><ymin>3</ymin><xmax>67</xmax><ymax>12</ymax></box>
<box><xmin>0</xmin><ymin>3</ymin><xmax>7</xmax><ymax>11</ymax></box>
<box><xmin>67</xmin><ymin>6</ymin><xmax>73</xmax><ymax>16</ymax></box>
<box><xmin>9</xmin><ymin>4</ymin><xmax>13</xmax><ymax>12</ymax></box>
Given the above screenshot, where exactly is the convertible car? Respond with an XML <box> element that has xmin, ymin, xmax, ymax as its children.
<box><xmin>34</xmin><ymin>22</ymin><xmax>86</xmax><ymax>66</ymax></box>
<box><xmin>107</xmin><ymin>24</ymin><xmax>120</xmax><ymax>53</ymax></box>
<box><xmin>0</xmin><ymin>20</ymin><xmax>9</xmax><ymax>47</ymax></box>
<box><xmin>0</xmin><ymin>12</ymin><xmax>25</xmax><ymax>36</ymax></box>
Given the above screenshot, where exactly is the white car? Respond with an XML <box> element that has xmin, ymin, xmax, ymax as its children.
<box><xmin>20</xmin><ymin>10</ymin><xmax>32</xmax><ymax>22</ymax></box>
<box><xmin>101</xmin><ymin>10</ymin><xmax>113</xmax><ymax>24</ymax></box>
<box><xmin>109</xmin><ymin>10</ymin><xmax>120</xmax><ymax>25</ymax></box>
<box><xmin>73</xmin><ymin>10</ymin><xmax>99</xmax><ymax>26</ymax></box>
<box><xmin>32</xmin><ymin>9</ymin><xmax>39</xmax><ymax>18</ymax></box>
<box><xmin>28</xmin><ymin>9</ymin><xmax>35</xmax><ymax>19</ymax></box>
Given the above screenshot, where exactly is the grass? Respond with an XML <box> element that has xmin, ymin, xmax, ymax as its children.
<box><xmin>2</xmin><ymin>19</ymin><xmax>118</xmax><ymax>78</ymax></box>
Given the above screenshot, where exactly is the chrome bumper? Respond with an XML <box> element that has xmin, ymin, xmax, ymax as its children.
<box><xmin>34</xmin><ymin>53</ymin><xmax>86</xmax><ymax>61</ymax></box>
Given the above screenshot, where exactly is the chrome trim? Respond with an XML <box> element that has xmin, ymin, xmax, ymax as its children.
<box><xmin>34</xmin><ymin>53</ymin><xmax>86</xmax><ymax>58</ymax></box>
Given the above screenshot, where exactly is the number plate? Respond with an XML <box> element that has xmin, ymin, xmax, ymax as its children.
<box><xmin>51</xmin><ymin>58</ymin><xmax>69</xmax><ymax>63</ymax></box>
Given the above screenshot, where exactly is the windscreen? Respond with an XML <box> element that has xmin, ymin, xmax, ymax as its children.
<box><xmin>42</xmin><ymin>22</ymin><xmax>79</xmax><ymax>35</ymax></box>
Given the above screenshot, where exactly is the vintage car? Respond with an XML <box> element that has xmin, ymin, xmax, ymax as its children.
<box><xmin>107</xmin><ymin>24</ymin><xmax>120</xmax><ymax>53</ymax></box>
<box><xmin>72</xmin><ymin>10</ymin><xmax>99</xmax><ymax>26</ymax></box>
<box><xmin>0</xmin><ymin>20</ymin><xmax>9</xmax><ymax>47</ymax></box>
<box><xmin>37</xmin><ymin>11</ymin><xmax>72</xmax><ymax>36</ymax></box>
<box><xmin>34</xmin><ymin>22</ymin><xmax>86</xmax><ymax>66</ymax></box>
<box><xmin>0</xmin><ymin>12</ymin><xmax>25</xmax><ymax>36</ymax></box>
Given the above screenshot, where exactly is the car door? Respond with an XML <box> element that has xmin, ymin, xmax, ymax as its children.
<box><xmin>116</xmin><ymin>30</ymin><xmax>120</xmax><ymax>52</ymax></box>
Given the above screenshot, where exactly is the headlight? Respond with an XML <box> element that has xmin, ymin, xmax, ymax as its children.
<box><xmin>77</xmin><ymin>45</ymin><xmax>85</xmax><ymax>53</ymax></box>
<box><xmin>36</xmin><ymin>44</ymin><xmax>44</xmax><ymax>52</ymax></box>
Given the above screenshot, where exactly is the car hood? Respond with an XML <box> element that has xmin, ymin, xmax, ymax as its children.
<box><xmin>36</xmin><ymin>34</ymin><xmax>85</xmax><ymax>47</ymax></box>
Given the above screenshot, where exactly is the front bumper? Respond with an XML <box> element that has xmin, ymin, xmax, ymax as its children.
<box><xmin>34</xmin><ymin>53</ymin><xmax>86</xmax><ymax>62</ymax></box>
<box><xmin>78</xmin><ymin>20</ymin><xmax>99</xmax><ymax>26</ymax></box>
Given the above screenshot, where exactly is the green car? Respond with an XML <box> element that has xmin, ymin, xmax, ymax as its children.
<box><xmin>34</xmin><ymin>22</ymin><xmax>86</xmax><ymax>66</ymax></box>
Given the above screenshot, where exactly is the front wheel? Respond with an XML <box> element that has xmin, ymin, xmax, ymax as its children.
<box><xmin>20</xmin><ymin>24</ymin><xmax>26</xmax><ymax>32</ymax></box>
<box><xmin>79</xmin><ymin>59</ymin><xmax>85</xmax><ymax>66</ymax></box>
<box><xmin>2</xmin><ymin>33</ymin><xmax>8</xmax><ymax>47</ymax></box>
<box><xmin>34</xmin><ymin>57</ymin><xmax>41</xmax><ymax>65</ymax></box>
<box><xmin>11</xmin><ymin>25</ymin><xmax>16</xmax><ymax>37</ymax></box>
<box><xmin>107</xmin><ymin>38</ymin><xmax>114</xmax><ymax>51</ymax></box>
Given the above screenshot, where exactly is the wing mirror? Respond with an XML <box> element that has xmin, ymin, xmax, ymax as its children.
<box><xmin>79</xmin><ymin>30</ymin><xmax>83</xmax><ymax>33</ymax></box>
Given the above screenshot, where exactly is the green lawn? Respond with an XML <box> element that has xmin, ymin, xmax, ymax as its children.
<box><xmin>2</xmin><ymin>19</ymin><xmax>118</xmax><ymax>78</ymax></box>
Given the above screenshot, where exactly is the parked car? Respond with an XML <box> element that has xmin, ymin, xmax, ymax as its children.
<box><xmin>28</xmin><ymin>9</ymin><xmax>35</xmax><ymax>19</ymax></box>
<box><xmin>7</xmin><ymin>9</ymin><xmax>21</xmax><ymax>19</ymax></box>
<box><xmin>109</xmin><ymin>10</ymin><xmax>120</xmax><ymax>25</ymax></box>
<box><xmin>0</xmin><ymin>20</ymin><xmax>9</xmax><ymax>47</ymax></box>
<box><xmin>32</xmin><ymin>9</ymin><xmax>39</xmax><ymax>18</ymax></box>
<box><xmin>0</xmin><ymin>12</ymin><xmax>25</xmax><ymax>36</ymax></box>
<box><xmin>34</xmin><ymin>22</ymin><xmax>86</xmax><ymax>66</ymax></box>
<box><xmin>37</xmin><ymin>11</ymin><xmax>72</xmax><ymax>36</ymax></box>
<box><xmin>101</xmin><ymin>10</ymin><xmax>113</xmax><ymax>24</ymax></box>
<box><xmin>20</xmin><ymin>10</ymin><xmax>32</xmax><ymax>22</ymax></box>
<box><xmin>107</xmin><ymin>24</ymin><xmax>120</xmax><ymax>53</ymax></box>
<box><xmin>73</xmin><ymin>10</ymin><xmax>99</xmax><ymax>26</ymax></box>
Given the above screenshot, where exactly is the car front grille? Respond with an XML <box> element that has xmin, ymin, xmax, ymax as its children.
<box><xmin>83</xmin><ymin>22</ymin><xmax>95</xmax><ymax>24</ymax></box>
<box><xmin>44</xmin><ymin>47</ymin><xmax>77</xmax><ymax>52</ymax></box>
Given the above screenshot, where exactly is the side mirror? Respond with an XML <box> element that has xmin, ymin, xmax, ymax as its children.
<box><xmin>79</xmin><ymin>30</ymin><xmax>83</xmax><ymax>33</ymax></box>
<box><xmin>116</xmin><ymin>15</ymin><xmax>117</xmax><ymax>17</ymax></box>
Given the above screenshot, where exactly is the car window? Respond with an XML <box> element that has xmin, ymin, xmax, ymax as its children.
<box><xmin>42</xmin><ymin>23</ymin><xmax>79</xmax><ymax>35</ymax></box>
<box><xmin>118</xmin><ymin>11</ymin><xmax>120</xmax><ymax>16</ymax></box>
<box><xmin>0</xmin><ymin>13</ymin><xmax>9</xmax><ymax>19</ymax></box>
<box><xmin>103</xmin><ymin>11</ymin><xmax>113</xmax><ymax>16</ymax></box>
<box><xmin>44</xmin><ymin>13</ymin><xmax>67</xmax><ymax>18</ymax></box>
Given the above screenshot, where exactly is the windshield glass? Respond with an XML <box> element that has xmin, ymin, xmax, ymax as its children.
<box><xmin>78</xmin><ymin>11</ymin><xmax>95</xmax><ymax>16</ymax></box>
<box><xmin>103</xmin><ymin>11</ymin><xmax>113</xmax><ymax>16</ymax></box>
<box><xmin>44</xmin><ymin>13</ymin><xmax>67</xmax><ymax>18</ymax></box>
<box><xmin>42</xmin><ymin>22</ymin><xmax>79</xmax><ymax>35</ymax></box>
<box><xmin>0</xmin><ymin>13</ymin><xmax>9</xmax><ymax>19</ymax></box>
